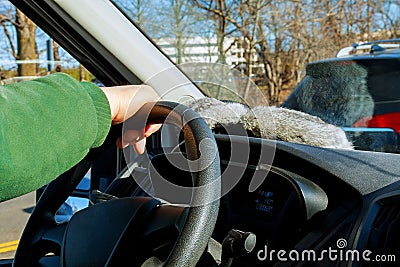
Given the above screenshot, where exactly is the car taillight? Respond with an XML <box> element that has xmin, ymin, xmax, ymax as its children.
<box><xmin>353</xmin><ymin>112</ymin><xmax>400</xmax><ymax>134</ymax></box>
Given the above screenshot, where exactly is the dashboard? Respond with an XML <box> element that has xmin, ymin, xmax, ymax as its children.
<box><xmin>214</xmin><ymin>135</ymin><xmax>400</xmax><ymax>266</ymax></box>
<box><xmin>109</xmin><ymin>134</ymin><xmax>400</xmax><ymax>266</ymax></box>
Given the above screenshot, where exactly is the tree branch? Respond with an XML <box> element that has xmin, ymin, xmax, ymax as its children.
<box><xmin>0</xmin><ymin>18</ymin><xmax>17</xmax><ymax>59</ymax></box>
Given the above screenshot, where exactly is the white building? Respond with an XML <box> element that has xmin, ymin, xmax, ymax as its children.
<box><xmin>156</xmin><ymin>36</ymin><xmax>256</xmax><ymax>68</ymax></box>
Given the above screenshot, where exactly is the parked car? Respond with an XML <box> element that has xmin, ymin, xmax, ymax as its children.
<box><xmin>2</xmin><ymin>1</ymin><xmax>400</xmax><ymax>267</ymax></box>
<box><xmin>282</xmin><ymin>40</ymin><xmax>400</xmax><ymax>153</ymax></box>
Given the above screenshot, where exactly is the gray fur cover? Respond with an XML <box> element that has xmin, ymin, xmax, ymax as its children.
<box><xmin>187</xmin><ymin>97</ymin><xmax>353</xmax><ymax>150</ymax></box>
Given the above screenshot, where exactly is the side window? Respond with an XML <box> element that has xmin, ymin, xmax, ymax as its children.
<box><xmin>0</xmin><ymin>6</ymin><xmax>94</xmax><ymax>260</ymax></box>
<box><xmin>0</xmin><ymin>4</ymin><xmax>96</xmax><ymax>84</ymax></box>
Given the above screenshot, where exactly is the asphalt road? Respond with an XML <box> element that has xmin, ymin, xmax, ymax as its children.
<box><xmin>0</xmin><ymin>192</ymin><xmax>35</xmax><ymax>260</ymax></box>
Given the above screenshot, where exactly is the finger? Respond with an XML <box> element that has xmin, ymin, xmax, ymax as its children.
<box><xmin>116</xmin><ymin>137</ymin><xmax>124</xmax><ymax>149</ymax></box>
<box><xmin>116</xmin><ymin>124</ymin><xmax>160</xmax><ymax>150</ymax></box>
<box><xmin>134</xmin><ymin>138</ymin><xmax>146</xmax><ymax>154</ymax></box>
<box><xmin>144</xmin><ymin>124</ymin><xmax>162</xmax><ymax>137</ymax></box>
<box><xmin>119</xmin><ymin>129</ymin><xmax>144</xmax><ymax>149</ymax></box>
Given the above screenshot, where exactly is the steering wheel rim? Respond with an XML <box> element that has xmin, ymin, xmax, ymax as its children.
<box><xmin>13</xmin><ymin>101</ymin><xmax>221</xmax><ymax>267</ymax></box>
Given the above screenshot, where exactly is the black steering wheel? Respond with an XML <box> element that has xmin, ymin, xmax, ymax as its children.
<box><xmin>13</xmin><ymin>101</ymin><xmax>221</xmax><ymax>267</ymax></box>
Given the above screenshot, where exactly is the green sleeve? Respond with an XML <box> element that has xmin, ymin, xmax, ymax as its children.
<box><xmin>0</xmin><ymin>73</ymin><xmax>111</xmax><ymax>202</ymax></box>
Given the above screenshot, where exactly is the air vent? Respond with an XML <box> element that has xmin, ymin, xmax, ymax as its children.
<box><xmin>365</xmin><ymin>201</ymin><xmax>400</xmax><ymax>258</ymax></box>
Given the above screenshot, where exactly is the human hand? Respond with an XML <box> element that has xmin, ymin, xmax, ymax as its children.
<box><xmin>102</xmin><ymin>84</ymin><xmax>161</xmax><ymax>154</ymax></box>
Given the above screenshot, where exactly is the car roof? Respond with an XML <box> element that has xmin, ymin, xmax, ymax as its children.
<box><xmin>336</xmin><ymin>39</ymin><xmax>400</xmax><ymax>58</ymax></box>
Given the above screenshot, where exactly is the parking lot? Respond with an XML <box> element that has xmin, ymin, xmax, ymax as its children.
<box><xmin>0</xmin><ymin>192</ymin><xmax>35</xmax><ymax>260</ymax></box>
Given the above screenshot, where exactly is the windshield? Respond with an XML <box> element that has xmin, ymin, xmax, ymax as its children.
<box><xmin>113</xmin><ymin>0</ymin><xmax>269</xmax><ymax>107</ymax></box>
<box><xmin>282</xmin><ymin>58</ymin><xmax>400</xmax><ymax>153</ymax></box>
<box><xmin>2</xmin><ymin>0</ymin><xmax>398</xmax><ymax>153</ymax></box>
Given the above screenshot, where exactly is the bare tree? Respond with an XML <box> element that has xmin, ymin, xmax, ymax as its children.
<box><xmin>0</xmin><ymin>7</ymin><xmax>38</xmax><ymax>76</ymax></box>
<box><xmin>0</xmin><ymin>7</ymin><xmax>17</xmax><ymax>60</ymax></box>
<box><xmin>124</xmin><ymin>0</ymin><xmax>201</xmax><ymax>64</ymax></box>
<box><xmin>230</xmin><ymin>0</ymin><xmax>270</xmax><ymax>100</ymax></box>
<box><xmin>114</xmin><ymin>0</ymin><xmax>154</xmax><ymax>29</ymax></box>
<box><xmin>374</xmin><ymin>0</ymin><xmax>400</xmax><ymax>39</ymax></box>
<box><xmin>194</xmin><ymin>0</ymin><xmax>239</xmax><ymax>64</ymax></box>
<box><xmin>168</xmin><ymin>0</ymin><xmax>196</xmax><ymax>64</ymax></box>
<box><xmin>52</xmin><ymin>40</ymin><xmax>62</xmax><ymax>72</ymax></box>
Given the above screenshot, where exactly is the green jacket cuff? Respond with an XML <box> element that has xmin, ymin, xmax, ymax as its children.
<box><xmin>80</xmin><ymin>81</ymin><xmax>112</xmax><ymax>147</ymax></box>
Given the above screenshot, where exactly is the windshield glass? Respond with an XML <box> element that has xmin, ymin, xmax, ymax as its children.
<box><xmin>113</xmin><ymin>0</ymin><xmax>268</xmax><ymax>106</ymax></box>
<box><xmin>116</xmin><ymin>1</ymin><xmax>400</xmax><ymax>153</ymax></box>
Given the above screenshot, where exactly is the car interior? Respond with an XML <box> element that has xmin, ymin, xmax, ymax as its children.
<box><xmin>2</xmin><ymin>0</ymin><xmax>400</xmax><ymax>266</ymax></box>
